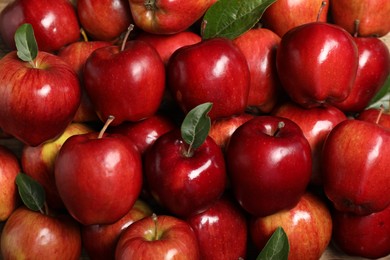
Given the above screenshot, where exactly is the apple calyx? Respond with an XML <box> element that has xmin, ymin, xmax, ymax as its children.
<box><xmin>180</xmin><ymin>102</ymin><xmax>213</xmax><ymax>158</ymax></box>
<box><xmin>14</xmin><ymin>23</ymin><xmax>39</xmax><ymax>68</ymax></box>
<box><xmin>316</xmin><ymin>1</ymin><xmax>327</xmax><ymax>22</ymax></box>
<box><xmin>120</xmin><ymin>24</ymin><xmax>135</xmax><ymax>52</ymax></box>
<box><xmin>98</xmin><ymin>115</ymin><xmax>115</xmax><ymax>139</ymax></box>
<box><xmin>144</xmin><ymin>0</ymin><xmax>157</xmax><ymax>11</ymax></box>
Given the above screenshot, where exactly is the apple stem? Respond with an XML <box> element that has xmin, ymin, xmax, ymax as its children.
<box><xmin>151</xmin><ymin>213</ymin><xmax>158</xmax><ymax>241</ymax></box>
<box><xmin>98</xmin><ymin>115</ymin><xmax>115</xmax><ymax>139</ymax></box>
<box><xmin>353</xmin><ymin>20</ymin><xmax>360</xmax><ymax>37</ymax></box>
<box><xmin>273</xmin><ymin>121</ymin><xmax>285</xmax><ymax>137</ymax></box>
<box><xmin>316</xmin><ymin>1</ymin><xmax>327</xmax><ymax>22</ymax></box>
<box><xmin>120</xmin><ymin>24</ymin><xmax>135</xmax><ymax>52</ymax></box>
<box><xmin>375</xmin><ymin>105</ymin><xmax>385</xmax><ymax>124</ymax></box>
<box><xmin>80</xmin><ymin>28</ymin><xmax>89</xmax><ymax>42</ymax></box>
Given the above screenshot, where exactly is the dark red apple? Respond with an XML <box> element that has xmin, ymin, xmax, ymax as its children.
<box><xmin>0</xmin><ymin>145</ymin><xmax>21</xmax><ymax>221</ymax></box>
<box><xmin>0</xmin><ymin>0</ymin><xmax>80</xmax><ymax>52</ymax></box>
<box><xmin>261</xmin><ymin>0</ymin><xmax>329</xmax><ymax>37</ymax></box>
<box><xmin>186</xmin><ymin>196</ymin><xmax>248</xmax><ymax>260</ymax></box>
<box><xmin>77</xmin><ymin>0</ymin><xmax>133</xmax><ymax>41</ymax></box>
<box><xmin>322</xmin><ymin>119</ymin><xmax>390</xmax><ymax>215</ymax></box>
<box><xmin>226</xmin><ymin>116</ymin><xmax>312</xmax><ymax>217</ymax></box>
<box><xmin>276</xmin><ymin>22</ymin><xmax>359</xmax><ymax>108</ymax></box>
<box><xmin>167</xmin><ymin>37</ymin><xmax>250</xmax><ymax>120</ymax></box>
<box><xmin>81</xmin><ymin>200</ymin><xmax>153</xmax><ymax>260</ymax></box>
<box><xmin>1</xmin><ymin>206</ymin><xmax>82</xmax><ymax>259</ymax></box>
<box><xmin>233</xmin><ymin>27</ymin><xmax>282</xmax><ymax>113</ymax></box>
<box><xmin>331</xmin><ymin>205</ymin><xmax>390</xmax><ymax>259</ymax></box>
<box><xmin>250</xmin><ymin>192</ymin><xmax>333</xmax><ymax>260</ymax></box>
<box><xmin>115</xmin><ymin>214</ymin><xmax>200</xmax><ymax>260</ymax></box>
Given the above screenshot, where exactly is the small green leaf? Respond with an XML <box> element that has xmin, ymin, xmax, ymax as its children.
<box><xmin>367</xmin><ymin>75</ymin><xmax>390</xmax><ymax>109</ymax></box>
<box><xmin>257</xmin><ymin>227</ymin><xmax>290</xmax><ymax>260</ymax></box>
<box><xmin>15</xmin><ymin>173</ymin><xmax>45</xmax><ymax>213</ymax></box>
<box><xmin>181</xmin><ymin>102</ymin><xmax>213</xmax><ymax>152</ymax></box>
<box><xmin>14</xmin><ymin>23</ymin><xmax>38</xmax><ymax>62</ymax></box>
<box><xmin>201</xmin><ymin>0</ymin><xmax>277</xmax><ymax>40</ymax></box>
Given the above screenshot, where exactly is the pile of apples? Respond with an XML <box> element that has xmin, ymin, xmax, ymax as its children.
<box><xmin>0</xmin><ymin>0</ymin><xmax>389</xmax><ymax>259</ymax></box>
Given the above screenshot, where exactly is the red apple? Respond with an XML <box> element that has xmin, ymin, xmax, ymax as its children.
<box><xmin>0</xmin><ymin>0</ymin><xmax>80</xmax><ymax>52</ymax></box>
<box><xmin>331</xmin><ymin>205</ymin><xmax>390</xmax><ymax>259</ymax></box>
<box><xmin>144</xmin><ymin>128</ymin><xmax>226</xmax><ymax>217</ymax></box>
<box><xmin>186</xmin><ymin>196</ymin><xmax>248</xmax><ymax>260</ymax></box>
<box><xmin>233</xmin><ymin>27</ymin><xmax>282</xmax><ymax>113</ymax></box>
<box><xmin>322</xmin><ymin>119</ymin><xmax>390</xmax><ymax>215</ymax></box>
<box><xmin>115</xmin><ymin>214</ymin><xmax>200</xmax><ymax>260</ymax></box>
<box><xmin>330</xmin><ymin>0</ymin><xmax>390</xmax><ymax>37</ymax></box>
<box><xmin>83</xmin><ymin>38</ymin><xmax>165</xmax><ymax>125</ymax></box>
<box><xmin>226</xmin><ymin>116</ymin><xmax>312</xmax><ymax>217</ymax></box>
<box><xmin>1</xmin><ymin>206</ymin><xmax>82</xmax><ymax>259</ymax></box>
<box><xmin>0</xmin><ymin>146</ymin><xmax>21</xmax><ymax>221</ymax></box>
<box><xmin>128</xmin><ymin>0</ymin><xmax>211</xmax><ymax>35</ymax></box>
<box><xmin>276</xmin><ymin>22</ymin><xmax>359</xmax><ymax>108</ymax></box>
<box><xmin>77</xmin><ymin>0</ymin><xmax>133</xmax><ymax>42</ymax></box>
<box><xmin>57</xmin><ymin>40</ymin><xmax>112</xmax><ymax>123</ymax></box>
<box><xmin>272</xmin><ymin>101</ymin><xmax>347</xmax><ymax>185</ymax></box>
<box><xmin>167</xmin><ymin>37</ymin><xmax>250</xmax><ymax>120</ymax></box>
<box><xmin>81</xmin><ymin>200</ymin><xmax>153</xmax><ymax>260</ymax></box>
<box><xmin>250</xmin><ymin>192</ymin><xmax>333</xmax><ymax>260</ymax></box>
<box><xmin>333</xmin><ymin>36</ymin><xmax>390</xmax><ymax>113</ymax></box>
<box><xmin>261</xmin><ymin>0</ymin><xmax>329</xmax><ymax>37</ymax></box>
<box><xmin>0</xmin><ymin>51</ymin><xmax>81</xmax><ymax>146</ymax></box>
<box><xmin>136</xmin><ymin>30</ymin><xmax>202</xmax><ymax>65</ymax></box>
<box><xmin>358</xmin><ymin>107</ymin><xmax>390</xmax><ymax>129</ymax></box>
<box><xmin>21</xmin><ymin>123</ymin><xmax>94</xmax><ymax>210</ymax></box>
<box><xmin>54</xmin><ymin>120</ymin><xmax>143</xmax><ymax>225</ymax></box>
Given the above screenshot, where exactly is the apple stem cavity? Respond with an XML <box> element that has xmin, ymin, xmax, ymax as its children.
<box><xmin>120</xmin><ymin>24</ymin><xmax>135</xmax><ymax>52</ymax></box>
<box><xmin>98</xmin><ymin>115</ymin><xmax>115</xmax><ymax>139</ymax></box>
<box><xmin>316</xmin><ymin>1</ymin><xmax>327</xmax><ymax>22</ymax></box>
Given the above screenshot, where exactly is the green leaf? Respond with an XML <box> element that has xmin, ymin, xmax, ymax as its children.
<box><xmin>181</xmin><ymin>102</ymin><xmax>213</xmax><ymax>151</ymax></box>
<box><xmin>257</xmin><ymin>227</ymin><xmax>290</xmax><ymax>260</ymax></box>
<box><xmin>367</xmin><ymin>74</ymin><xmax>390</xmax><ymax>109</ymax></box>
<box><xmin>15</xmin><ymin>173</ymin><xmax>45</xmax><ymax>213</ymax></box>
<box><xmin>14</xmin><ymin>23</ymin><xmax>38</xmax><ymax>62</ymax></box>
<box><xmin>201</xmin><ymin>0</ymin><xmax>277</xmax><ymax>40</ymax></box>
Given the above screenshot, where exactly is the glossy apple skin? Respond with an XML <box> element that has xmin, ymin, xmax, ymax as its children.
<box><xmin>276</xmin><ymin>22</ymin><xmax>359</xmax><ymax>108</ymax></box>
<box><xmin>1</xmin><ymin>206</ymin><xmax>82</xmax><ymax>259</ymax></box>
<box><xmin>144</xmin><ymin>129</ymin><xmax>227</xmax><ymax>217</ymax></box>
<box><xmin>0</xmin><ymin>146</ymin><xmax>21</xmax><ymax>221</ymax></box>
<box><xmin>233</xmin><ymin>28</ymin><xmax>282</xmax><ymax>113</ymax></box>
<box><xmin>0</xmin><ymin>0</ymin><xmax>80</xmax><ymax>52</ymax></box>
<box><xmin>21</xmin><ymin>123</ymin><xmax>94</xmax><ymax>210</ymax></box>
<box><xmin>58</xmin><ymin>40</ymin><xmax>112</xmax><ymax>123</ymax></box>
<box><xmin>54</xmin><ymin>132</ymin><xmax>143</xmax><ymax>225</ymax></box>
<box><xmin>331</xmin><ymin>205</ymin><xmax>390</xmax><ymax>259</ymax></box>
<box><xmin>250</xmin><ymin>192</ymin><xmax>332</xmax><ymax>260</ymax></box>
<box><xmin>167</xmin><ymin>38</ymin><xmax>250</xmax><ymax>120</ymax></box>
<box><xmin>272</xmin><ymin>101</ymin><xmax>347</xmax><ymax>185</ymax></box>
<box><xmin>330</xmin><ymin>0</ymin><xmax>390</xmax><ymax>37</ymax></box>
<box><xmin>261</xmin><ymin>0</ymin><xmax>329</xmax><ymax>37</ymax></box>
<box><xmin>358</xmin><ymin>108</ymin><xmax>390</xmax><ymax>129</ymax></box>
<box><xmin>186</xmin><ymin>196</ymin><xmax>248</xmax><ymax>260</ymax></box>
<box><xmin>136</xmin><ymin>31</ymin><xmax>202</xmax><ymax>65</ymax></box>
<box><xmin>333</xmin><ymin>37</ymin><xmax>390</xmax><ymax>113</ymax></box>
<box><xmin>322</xmin><ymin>119</ymin><xmax>390</xmax><ymax>215</ymax></box>
<box><xmin>0</xmin><ymin>51</ymin><xmax>81</xmax><ymax>147</ymax></box>
<box><xmin>81</xmin><ymin>200</ymin><xmax>153</xmax><ymax>260</ymax></box>
<box><xmin>83</xmin><ymin>41</ymin><xmax>165</xmax><ymax>125</ymax></box>
<box><xmin>208</xmin><ymin>113</ymin><xmax>255</xmax><ymax>152</ymax></box>
<box><xmin>115</xmin><ymin>215</ymin><xmax>200</xmax><ymax>260</ymax></box>
<box><xmin>226</xmin><ymin>116</ymin><xmax>312</xmax><ymax>217</ymax></box>
<box><xmin>109</xmin><ymin>114</ymin><xmax>176</xmax><ymax>155</ymax></box>
<box><xmin>128</xmin><ymin>0</ymin><xmax>210</xmax><ymax>35</ymax></box>
<box><xmin>77</xmin><ymin>0</ymin><xmax>132</xmax><ymax>41</ymax></box>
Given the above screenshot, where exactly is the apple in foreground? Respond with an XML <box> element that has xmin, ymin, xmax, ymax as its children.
<box><xmin>186</xmin><ymin>196</ymin><xmax>248</xmax><ymax>260</ymax></box>
<box><xmin>81</xmin><ymin>200</ymin><xmax>153</xmax><ymax>260</ymax></box>
<box><xmin>226</xmin><ymin>116</ymin><xmax>312</xmax><ymax>217</ymax></box>
<box><xmin>1</xmin><ymin>206</ymin><xmax>82</xmax><ymax>259</ymax></box>
<box><xmin>250</xmin><ymin>192</ymin><xmax>333</xmax><ymax>260</ymax></box>
<box><xmin>322</xmin><ymin>119</ymin><xmax>390</xmax><ymax>215</ymax></box>
<box><xmin>0</xmin><ymin>146</ymin><xmax>21</xmax><ymax>221</ymax></box>
<box><xmin>115</xmin><ymin>214</ymin><xmax>200</xmax><ymax>260</ymax></box>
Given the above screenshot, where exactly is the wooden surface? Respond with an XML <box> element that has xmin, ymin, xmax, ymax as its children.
<box><xmin>0</xmin><ymin>0</ymin><xmax>390</xmax><ymax>259</ymax></box>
